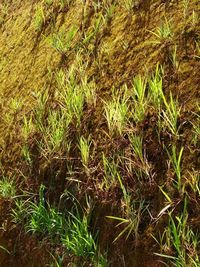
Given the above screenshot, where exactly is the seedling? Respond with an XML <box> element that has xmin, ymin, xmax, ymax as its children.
<box><xmin>149</xmin><ymin>17</ymin><xmax>173</xmax><ymax>45</ymax></box>
<box><xmin>148</xmin><ymin>64</ymin><xmax>164</xmax><ymax>110</ymax></box>
<box><xmin>104</xmin><ymin>88</ymin><xmax>128</xmax><ymax>136</ymax></box>
<box><xmin>0</xmin><ymin>176</ymin><xmax>15</xmax><ymax>198</ymax></box>
<box><xmin>49</xmin><ymin>26</ymin><xmax>78</xmax><ymax>55</ymax></box>
<box><xmin>161</xmin><ymin>92</ymin><xmax>181</xmax><ymax>138</ymax></box>
<box><xmin>154</xmin><ymin>198</ymin><xmax>200</xmax><ymax>266</ymax></box>
<box><xmin>131</xmin><ymin>75</ymin><xmax>148</xmax><ymax>122</ymax></box>
<box><xmin>62</xmin><ymin>209</ymin><xmax>96</xmax><ymax>258</ymax></box>
<box><xmin>78</xmin><ymin>135</ymin><xmax>92</xmax><ymax>168</ymax></box>
<box><xmin>34</xmin><ymin>4</ymin><xmax>45</xmax><ymax>31</ymax></box>
<box><xmin>26</xmin><ymin>185</ymin><xmax>65</xmax><ymax>237</ymax></box>
<box><xmin>166</xmin><ymin>145</ymin><xmax>184</xmax><ymax>191</ymax></box>
<box><xmin>102</xmin><ymin>153</ymin><xmax>118</xmax><ymax>189</ymax></box>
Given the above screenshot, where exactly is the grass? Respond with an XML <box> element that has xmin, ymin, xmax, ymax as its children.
<box><xmin>62</xmin><ymin>209</ymin><xmax>96</xmax><ymax>258</ymax></box>
<box><xmin>102</xmin><ymin>153</ymin><xmax>119</xmax><ymax>189</ymax></box>
<box><xmin>148</xmin><ymin>64</ymin><xmax>164</xmax><ymax>110</ymax></box>
<box><xmin>107</xmin><ymin>197</ymin><xmax>147</xmax><ymax>243</ymax></box>
<box><xmin>170</xmin><ymin>45</ymin><xmax>179</xmax><ymax>71</ymax></box>
<box><xmin>78</xmin><ymin>135</ymin><xmax>92</xmax><ymax>168</ymax></box>
<box><xmin>167</xmin><ymin>145</ymin><xmax>184</xmax><ymax>192</ymax></box>
<box><xmin>122</xmin><ymin>0</ymin><xmax>137</xmax><ymax>11</ymax></box>
<box><xmin>149</xmin><ymin>17</ymin><xmax>173</xmax><ymax>45</ymax></box>
<box><xmin>104</xmin><ymin>87</ymin><xmax>128</xmax><ymax>136</ymax></box>
<box><xmin>154</xmin><ymin>198</ymin><xmax>200</xmax><ymax>266</ymax></box>
<box><xmin>191</xmin><ymin>109</ymin><xmax>200</xmax><ymax>145</ymax></box>
<box><xmin>0</xmin><ymin>176</ymin><xmax>15</xmax><ymax>198</ymax></box>
<box><xmin>49</xmin><ymin>27</ymin><xmax>78</xmax><ymax>55</ymax></box>
<box><xmin>129</xmin><ymin>133</ymin><xmax>151</xmax><ymax>180</ymax></box>
<box><xmin>131</xmin><ymin>75</ymin><xmax>148</xmax><ymax>122</ymax></box>
<box><xmin>34</xmin><ymin>4</ymin><xmax>45</xmax><ymax>31</ymax></box>
<box><xmin>26</xmin><ymin>185</ymin><xmax>65</xmax><ymax>237</ymax></box>
<box><xmin>161</xmin><ymin>92</ymin><xmax>181</xmax><ymax>138</ymax></box>
<box><xmin>39</xmin><ymin>110</ymin><xmax>67</xmax><ymax>157</ymax></box>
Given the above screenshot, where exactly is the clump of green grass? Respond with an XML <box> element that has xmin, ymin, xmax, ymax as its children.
<box><xmin>121</xmin><ymin>0</ymin><xmax>138</xmax><ymax>11</ymax></box>
<box><xmin>129</xmin><ymin>133</ymin><xmax>151</xmax><ymax>180</ymax></box>
<box><xmin>62</xmin><ymin>209</ymin><xmax>96</xmax><ymax>258</ymax></box>
<box><xmin>21</xmin><ymin>115</ymin><xmax>35</xmax><ymax>163</ymax></box>
<box><xmin>38</xmin><ymin>110</ymin><xmax>68</xmax><ymax>158</ymax></box>
<box><xmin>26</xmin><ymin>185</ymin><xmax>65</xmax><ymax>237</ymax></box>
<box><xmin>0</xmin><ymin>176</ymin><xmax>15</xmax><ymax>198</ymax></box>
<box><xmin>149</xmin><ymin>17</ymin><xmax>173</xmax><ymax>45</ymax></box>
<box><xmin>161</xmin><ymin>92</ymin><xmax>181</xmax><ymax>138</ymax></box>
<box><xmin>56</xmin><ymin>68</ymin><xmax>85</xmax><ymax>127</ymax></box>
<box><xmin>148</xmin><ymin>64</ymin><xmax>164</xmax><ymax>110</ymax></box>
<box><xmin>34</xmin><ymin>4</ymin><xmax>45</xmax><ymax>31</ymax></box>
<box><xmin>154</xmin><ymin>198</ymin><xmax>200</xmax><ymax>266</ymax></box>
<box><xmin>49</xmin><ymin>26</ymin><xmax>78</xmax><ymax>55</ymax></box>
<box><xmin>104</xmin><ymin>87</ymin><xmax>129</xmax><ymax>136</ymax></box>
<box><xmin>191</xmin><ymin>109</ymin><xmax>200</xmax><ymax>145</ymax></box>
<box><xmin>78</xmin><ymin>135</ymin><xmax>92</xmax><ymax>168</ymax></box>
<box><xmin>107</xmin><ymin>174</ymin><xmax>147</xmax><ymax>243</ymax></box>
<box><xmin>169</xmin><ymin>45</ymin><xmax>179</xmax><ymax>71</ymax></box>
<box><xmin>131</xmin><ymin>75</ymin><xmax>148</xmax><ymax>122</ymax></box>
<box><xmin>167</xmin><ymin>145</ymin><xmax>184</xmax><ymax>192</ymax></box>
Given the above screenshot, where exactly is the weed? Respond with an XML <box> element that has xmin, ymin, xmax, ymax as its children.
<box><xmin>154</xmin><ymin>198</ymin><xmax>200</xmax><ymax>266</ymax></box>
<box><xmin>131</xmin><ymin>75</ymin><xmax>148</xmax><ymax>122</ymax></box>
<box><xmin>191</xmin><ymin>111</ymin><xmax>200</xmax><ymax>145</ymax></box>
<box><xmin>34</xmin><ymin>4</ymin><xmax>45</xmax><ymax>31</ymax></box>
<box><xmin>0</xmin><ymin>176</ymin><xmax>15</xmax><ymax>198</ymax></box>
<box><xmin>21</xmin><ymin>115</ymin><xmax>35</xmax><ymax>163</ymax></box>
<box><xmin>39</xmin><ymin>110</ymin><xmax>68</xmax><ymax>157</ymax></box>
<box><xmin>26</xmin><ymin>185</ymin><xmax>65</xmax><ymax>237</ymax></box>
<box><xmin>0</xmin><ymin>245</ymin><xmax>10</xmax><ymax>254</ymax></box>
<box><xmin>81</xmin><ymin>76</ymin><xmax>97</xmax><ymax>107</ymax></box>
<box><xmin>149</xmin><ymin>17</ymin><xmax>173</xmax><ymax>45</ymax></box>
<box><xmin>12</xmin><ymin>199</ymin><xmax>27</xmax><ymax>224</ymax></box>
<box><xmin>122</xmin><ymin>0</ymin><xmax>139</xmax><ymax>11</ymax></box>
<box><xmin>58</xmin><ymin>0</ymin><xmax>73</xmax><ymax>9</ymax></box>
<box><xmin>9</xmin><ymin>97</ymin><xmax>23</xmax><ymax>113</ymax></box>
<box><xmin>182</xmin><ymin>0</ymin><xmax>190</xmax><ymax>22</ymax></box>
<box><xmin>78</xmin><ymin>135</ymin><xmax>92</xmax><ymax>168</ymax></box>
<box><xmin>81</xmin><ymin>14</ymin><xmax>102</xmax><ymax>51</ymax></box>
<box><xmin>186</xmin><ymin>171</ymin><xmax>200</xmax><ymax>196</ymax></box>
<box><xmin>170</xmin><ymin>45</ymin><xmax>179</xmax><ymax>71</ymax></box>
<box><xmin>62</xmin><ymin>209</ymin><xmax>96</xmax><ymax>258</ymax></box>
<box><xmin>33</xmin><ymin>89</ymin><xmax>49</xmax><ymax>131</ymax></box>
<box><xmin>44</xmin><ymin>0</ymin><xmax>53</xmax><ymax>6</ymax></box>
<box><xmin>49</xmin><ymin>253</ymin><xmax>63</xmax><ymax>267</ymax></box>
<box><xmin>128</xmin><ymin>133</ymin><xmax>151</xmax><ymax>180</ymax></box>
<box><xmin>49</xmin><ymin>27</ymin><xmax>78</xmax><ymax>55</ymax></box>
<box><xmin>107</xmin><ymin>198</ymin><xmax>147</xmax><ymax>243</ymax></box>
<box><xmin>161</xmin><ymin>92</ymin><xmax>181</xmax><ymax>138</ymax></box>
<box><xmin>194</xmin><ymin>41</ymin><xmax>200</xmax><ymax>59</ymax></box>
<box><xmin>94</xmin><ymin>252</ymin><xmax>108</xmax><ymax>267</ymax></box>
<box><xmin>102</xmin><ymin>153</ymin><xmax>119</xmax><ymax>189</ymax></box>
<box><xmin>104</xmin><ymin>87</ymin><xmax>128</xmax><ymax>136</ymax></box>
<box><xmin>166</xmin><ymin>145</ymin><xmax>184</xmax><ymax>192</ymax></box>
<box><xmin>148</xmin><ymin>64</ymin><xmax>164</xmax><ymax>110</ymax></box>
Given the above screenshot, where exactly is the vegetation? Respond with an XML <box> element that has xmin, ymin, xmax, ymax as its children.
<box><xmin>0</xmin><ymin>0</ymin><xmax>199</xmax><ymax>266</ymax></box>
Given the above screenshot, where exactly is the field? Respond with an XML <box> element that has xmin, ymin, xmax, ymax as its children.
<box><xmin>0</xmin><ymin>0</ymin><xmax>200</xmax><ymax>266</ymax></box>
